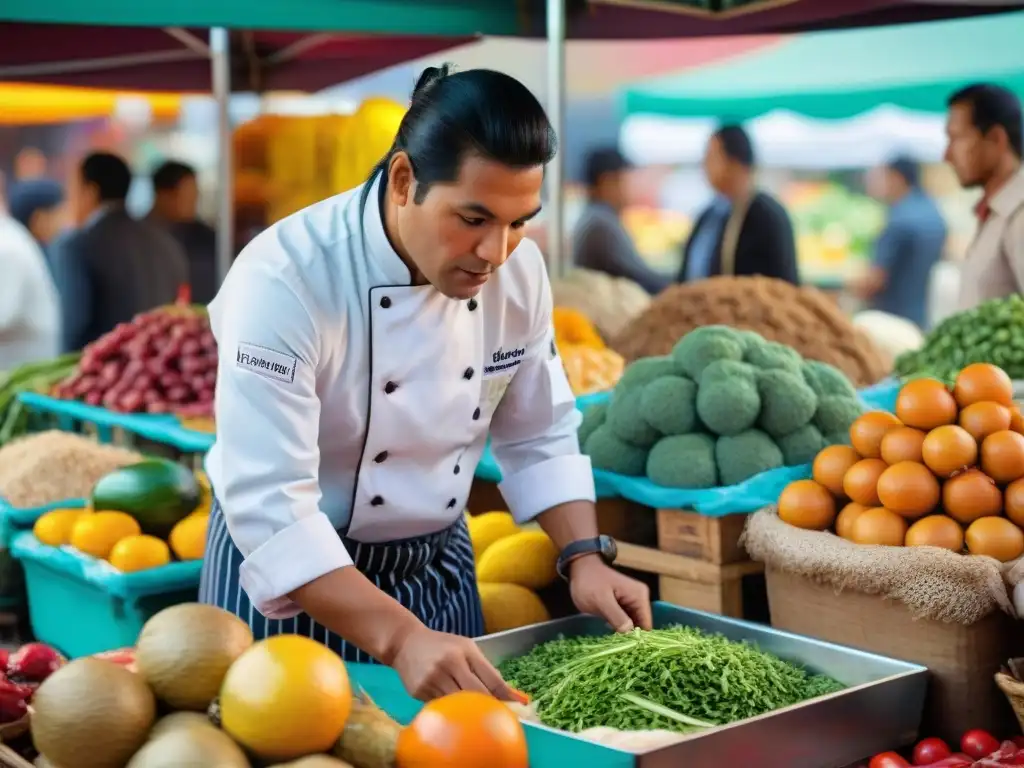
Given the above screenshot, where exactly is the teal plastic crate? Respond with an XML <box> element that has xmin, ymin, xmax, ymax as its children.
<box><xmin>9</xmin><ymin>531</ymin><xmax>201</xmax><ymax>658</ymax></box>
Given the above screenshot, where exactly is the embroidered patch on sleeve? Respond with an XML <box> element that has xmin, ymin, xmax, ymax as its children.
<box><xmin>236</xmin><ymin>342</ymin><xmax>297</xmax><ymax>384</ymax></box>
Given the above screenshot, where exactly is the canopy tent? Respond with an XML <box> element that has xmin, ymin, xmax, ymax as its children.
<box><xmin>622</xmin><ymin>11</ymin><xmax>1024</xmax><ymax>120</ymax></box>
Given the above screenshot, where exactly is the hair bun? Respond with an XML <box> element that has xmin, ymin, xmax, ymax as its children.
<box><xmin>412</xmin><ymin>64</ymin><xmax>452</xmax><ymax>98</ymax></box>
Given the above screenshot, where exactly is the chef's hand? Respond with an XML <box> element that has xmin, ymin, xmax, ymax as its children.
<box><xmin>569</xmin><ymin>555</ymin><xmax>653</xmax><ymax>633</ymax></box>
<box><xmin>390</xmin><ymin>624</ymin><xmax>517</xmax><ymax>702</ymax></box>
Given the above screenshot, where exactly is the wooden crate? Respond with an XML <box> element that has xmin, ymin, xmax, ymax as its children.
<box><xmin>616</xmin><ymin>542</ymin><xmax>763</xmax><ymax>618</ymax></box>
<box><xmin>656</xmin><ymin>508</ymin><xmax>749</xmax><ymax>564</ymax></box>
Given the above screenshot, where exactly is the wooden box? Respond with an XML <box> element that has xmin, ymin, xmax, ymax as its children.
<box><xmin>656</xmin><ymin>509</ymin><xmax>748</xmax><ymax>564</ymax></box>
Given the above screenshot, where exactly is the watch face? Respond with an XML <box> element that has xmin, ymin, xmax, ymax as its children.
<box><xmin>600</xmin><ymin>535</ymin><xmax>618</xmax><ymax>562</ymax></box>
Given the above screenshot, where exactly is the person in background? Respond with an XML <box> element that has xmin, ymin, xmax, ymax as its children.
<box><xmin>6</xmin><ymin>178</ymin><xmax>66</xmax><ymax>258</ymax></box>
<box><xmin>149</xmin><ymin>160</ymin><xmax>218</xmax><ymax>304</ymax></box>
<box><xmin>678</xmin><ymin>124</ymin><xmax>798</xmax><ymax>285</ymax></box>
<box><xmin>51</xmin><ymin>152</ymin><xmax>189</xmax><ymax>352</ymax></box>
<box><xmin>0</xmin><ymin>204</ymin><xmax>61</xmax><ymax>369</ymax></box>
<box><xmin>572</xmin><ymin>147</ymin><xmax>672</xmax><ymax>295</ymax></box>
<box><xmin>13</xmin><ymin>148</ymin><xmax>47</xmax><ymax>181</ymax></box>
<box><xmin>851</xmin><ymin>157</ymin><xmax>947</xmax><ymax>329</ymax></box>
<box><xmin>944</xmin><ymin>83</ymin><xmax>1024</xmax><ymax>309</ymax></box>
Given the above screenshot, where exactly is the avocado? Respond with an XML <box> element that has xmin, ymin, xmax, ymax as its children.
<box><xmin>91</xmin><ymin>459</ymin><xmax>201</xmax><ymax>538</ymax></box>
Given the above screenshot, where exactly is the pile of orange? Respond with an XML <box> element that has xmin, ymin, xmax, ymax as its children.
<box><xmin>778</xmin><ymin>363</ymin><xmax>1024</xmax><ymax>562</ymax></box>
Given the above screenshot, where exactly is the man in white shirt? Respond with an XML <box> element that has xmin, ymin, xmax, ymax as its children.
<box><xmin>0</xmin><ymin>212</ymin><xmax>60</xmax><ymax>371</ymax></box>
<box><xmin>200</xmin><ymin>66</ymin><xmax>651</xmax><ymax>702</ymax></box>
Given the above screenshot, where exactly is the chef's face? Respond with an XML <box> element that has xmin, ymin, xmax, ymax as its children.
<box><xmin>389</xmin><ymin>152</ymin><xmax>544</xmax><ymax>299</ymax></box>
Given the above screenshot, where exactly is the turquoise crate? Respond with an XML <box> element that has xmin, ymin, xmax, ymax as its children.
<box><xmin>9</xmin><ymin>531</ymin><xmax>202</xmax><ymax>658</ymax></box>
<box><xmin>0</xmin><ymin>497</ymin><xmax>88</xmax><ymax>546</ymax></box>
<box><xmin>348</xmin><ymin>664</ymin><xmax>632</xmax><ymax>768</ymax></box>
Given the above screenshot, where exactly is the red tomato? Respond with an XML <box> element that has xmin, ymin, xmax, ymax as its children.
<box><xmin>961</xmin><ymin>729</ymin><xmax>1000</xmax><ymax>759</ymax></box>
<box><xmin>913</xmin><ymin>738</ymin><xmax>952</xmax><ymax>765</ymax></box>
<box><xmin>869</xmin><ymin>753</ymin><xmax>911</xmax><ymax>768</ymax></box>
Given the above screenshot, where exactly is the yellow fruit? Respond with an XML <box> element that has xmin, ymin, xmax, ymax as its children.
<box><xmin>477</xmin><ymin>530</ymin><xmax>558</xmax><ymax>589</ymax></box>
<box><xmin>170</xmin><ymin>513</ymin><xmax>209</xmax><ymax>560</ymax></box>
<box><xmin>70</xmin><ymin>511</ymin><xmax>142</xmax><ymax>559</ymax></box>
<box><xmin>478</xmin><ymin>583</ymin><xmax>551</xmax><ymax>634</ymax></box>
<box><xmin>220</xmin><ymin>635</ymin><xmax>353</xmax><ymax>761</ymax></box>
<box><xmin>108</xmin><ymin>535</ymin><xmax>172</xmax><ymax>572</ymax></box>
<box><xmin>466</xmin><ymin>512</ymin><xmax>519</xmax><ymax>560</ymax></box>
<box><xmin>193</xmin><ymin>470</ymin><xmax>213</xmax><ymax>516</ymax></box>
<box><xmin>127</xmin><ymin>725</ymin><xmax>250</xmax><ymax>768</ymax></box>
<box><xmin>33</xmin><ymin>508</ymin><xmax>86</xmax><ymax>547</ymax></box>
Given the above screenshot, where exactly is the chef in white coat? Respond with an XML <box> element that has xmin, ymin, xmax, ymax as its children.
<box><xmin>199</xmin><ymin>66</ymin><xmax>652</xmax><ymax>701</ymax></box>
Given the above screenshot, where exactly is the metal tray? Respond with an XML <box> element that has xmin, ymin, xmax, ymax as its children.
<box><xmin>477</xmin><ymin>601</ymin><xmax>928</xmax><ymax>768</ymax></box>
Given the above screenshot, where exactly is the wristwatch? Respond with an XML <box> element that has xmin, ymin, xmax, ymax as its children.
<box><xmin>556</xmin><ymin>535</ymin><xmax>618</xmax><ymax>581</ymax></box>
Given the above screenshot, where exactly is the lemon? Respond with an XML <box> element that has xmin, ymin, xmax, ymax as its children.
<box><xmin>33</xmin><ymin>508</ymin><xmax>87</xmax><ymax>547</ymax></box>
<box><xmin>466</xmin><ymin>511</ymin><xmax>519</xmax><ymax>560</ymax></box>
<box><xmin>70</xmin><ymin>511</ymin><xmax>142</xmax><ymax>559</ymax></box>
<box><xmin>109</xmin><ymin>535</ymin><xmax>172</xmax><ymax>572</ymax></box>
<box><xmin>169</xmin><ymin>514</ymin><xmax>209</xmax><ymax>560</ymax></box>
<box><xmin>193</xmin><ymin>470</ymin><xmax>212</xmax><ymax>516</ymax></box>
<box><xmin>220</xmin><ymin>635</ymin><xmax>352</xmax><ymax>761</ymax></box>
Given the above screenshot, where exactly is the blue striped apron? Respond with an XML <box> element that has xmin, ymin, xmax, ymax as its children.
<box><xmin>198</xmin><ymin>499</ymin><xmax>485</xmax><ymax>663</ymax></box>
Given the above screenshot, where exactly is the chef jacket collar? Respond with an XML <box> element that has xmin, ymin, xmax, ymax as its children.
<box><xmin>363</xmin><ymin>174</ymin><xmax>414</xmax><ymax>285</ymax></box>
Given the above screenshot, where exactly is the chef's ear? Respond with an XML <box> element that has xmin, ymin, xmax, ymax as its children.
<box><xmin>387</xmin><ymin>151</ymin><xmax>415</xmax><ymax>207</ymax></box>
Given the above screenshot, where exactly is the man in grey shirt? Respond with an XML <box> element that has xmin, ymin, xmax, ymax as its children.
<box><xmin>572</xmin><ymin>148</ymin><xmax>672</xmax><ymax>295</ymax></box>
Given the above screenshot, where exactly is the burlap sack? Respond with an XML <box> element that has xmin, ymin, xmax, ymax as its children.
<box><xmin>742</xmin><ymin>507</ymin><xmax>1016</xmax><ymax>625</ymax></box>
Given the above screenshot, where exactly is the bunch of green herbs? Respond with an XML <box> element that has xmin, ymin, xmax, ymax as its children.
<box><xmin>498</xmin><ymin>625</ymin><xmax>844</xmax><ymax>734</ymax></box>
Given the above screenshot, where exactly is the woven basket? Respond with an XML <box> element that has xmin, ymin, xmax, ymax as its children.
<box><xmin>0</xmin><ymin>743</ymin><xmax>32</xmax><ymax>768</ymax></box>
<box><xmin>996</xmin><ymin>672</ymin><xmax>1024</xmax><ymax>734</ymax></box>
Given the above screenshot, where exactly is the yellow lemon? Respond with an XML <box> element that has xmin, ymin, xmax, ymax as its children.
<box><xmin>169</xmin><ymin>513</ymin><xmax>209</xmax><ymax>560</ymax></box>
<box><xmin>33</xmin><ymin>508</ymin><xmax>87</xmax><ymax>547</ymax></box>
<box><xmin>70</xmin><ymin>511</ymin><xmax>142</xmax><ymax>559</ymax></box>
<box><xmin>109</xmin><ymin>535</ymin><xmax>172</xmax><ymax>572</ymax></box>
<box><xmin>193</xmin><ymin>470</ymin><xmax>212</xmax><ymax>516</ymax></box>
<box><xmin>220</xmin><ymin>635</ymin><xmax>352</xmax><ymax>761</ymax></box>
<box><xmin>466</xmin><ymin>511</ymin><xmax>519</xmax><ymax>560</ymax></box>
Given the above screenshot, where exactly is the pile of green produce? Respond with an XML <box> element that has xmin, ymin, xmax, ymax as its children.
<box><xmin>895</xmin><ymin>294</ymin><xmax>1024</xmax><ymax>384</ymax></box>
<box><xmin>499</xmin><ymin>626</ymin><xmax>844</xmax><ymax>734</ymax></box>
<box><xmin>581</xmin><ymin>325</ymin><xmax>863</xmax><ymax>487</ymax></box>
<box><xmin>0</xmin><ymin>354</ymin><xmax>81</xmax><ymax>445</ymax></box>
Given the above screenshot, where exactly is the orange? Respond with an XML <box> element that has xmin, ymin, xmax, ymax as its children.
<box><xmin>1006</xmin><ymin>477</ymin><xmax>1024</xmax><ymax>528</ymax></box>
<box><xmin>849</xmin><ymin>411</ymin><xmax>902</xmax><ymax>459</ymax></box>
<box><xmin>812</xmin><ymin>445</ymin><xmax>860</xmax><ymax>497</ymax></box>
<box><xmin>778</xmin><ymin>480</ymin><xmax>836</xmax><ymax>531</ymax></box>
<box><xmin>921</xmin><ymin>424</ymin><xmax>978</xmax><ymax>478</ymax></box>
<box><xmin>896</xmin><ymin>378</ymin><xmax>958</xmax><ymax>430</ymax></box>
<box><xmin>108</xmin><ymin>535</ymin><xmax>171</xmax><ymax>572</ymax></box>
<box><xmin>169</xmin><ymin>513</ymin><xmax>209</xmax><ymax>560</ymax></box>
<box><xmin>879</xmin><ymin>427</ymin><xmax>926</xmax><ymax>465</ymax></box>
<box><xmin>69</xmin><ymin>511</ymin><xmax>142</xmax><ymax>559</ymax></box>
<box><xmin>981</xmin><ymin>430</ymin><xmax>1024</xmax><ymax>484</ymax></box>
<box><xmin>220</xmin><ymin>635</ymin><xmax>352</xmax><ymax>761</ymax></box>
<box><xmin>942</xmin><ymin>469</ymin><xmax>1003</xmax><ymax>525</ymax></box>
<box><xmin>876</xmin><ymin>462</ymin><xmax>940</xmax><ymax>519</ymax></box>
<box><xmin>849</xmin><ymin>507</ymin><xmax>908</xmax><ymax>546</ymax></box>
<box><xmin>953</xmin><ymin>363</ymin><xmax>1014</xmax><ymax>408</ymax></box>
<box><xmin>842</xmin><ymin>458</ymin><xmax>888</xmax><ymax>507</ymax></box>
<box><xmin>959</xmin><ymin>401</ymin><xmax>1012</xmax><ymax>442</ymax></box>
<box><xmin>396</xmin><ymin>691</ymin><xmax>528</xmax><ymax>768</ymax></box>
<box><xmin>835</xmin><ymin>502</ymin><xmax>868</xmax><ymax>540</ymax></box>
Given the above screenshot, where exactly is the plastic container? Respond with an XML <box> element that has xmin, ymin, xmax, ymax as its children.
<box><xmin>9</xmin><ymin>531</ymin><xmax>201</xmax><ymax>658</ymax></box>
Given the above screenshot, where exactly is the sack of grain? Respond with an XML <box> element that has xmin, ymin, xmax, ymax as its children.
<box><xmin>610</xmin><ymin>276</ymin><xmax>889</xmax><ymax>388</ymax></box>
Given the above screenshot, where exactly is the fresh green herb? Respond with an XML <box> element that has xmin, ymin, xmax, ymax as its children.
<box><xmin>498</xmin><ymin>626</ymin><xmax>844</xmax><ymax>734</ymax></box>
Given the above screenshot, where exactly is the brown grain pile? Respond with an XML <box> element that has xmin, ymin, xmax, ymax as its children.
<box><xmin>610</xmin><ymin>276</ymin><xmax>890</xmax><ymax>387</ymax></box>
<box><xmin>0</xmin><ymin>431</ymin><xmax>143</xmax><ymax>509</ymax></box>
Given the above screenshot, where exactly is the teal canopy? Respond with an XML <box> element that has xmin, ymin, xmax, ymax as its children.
<box><xmin>622</xmin><ymin>12</ymin><xmax>1024</xmax><ymax>120</ymax></box>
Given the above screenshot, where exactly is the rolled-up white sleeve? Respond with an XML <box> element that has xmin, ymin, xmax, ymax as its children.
<box><xmin>489</xmin><ymin>264</ymin><xmax>596</xmax><ymax>525</ymax></box>
<box><xmin>211</xmin><ymin>257</ymin><xmax>352</xmax><ymax>619</ymax></box>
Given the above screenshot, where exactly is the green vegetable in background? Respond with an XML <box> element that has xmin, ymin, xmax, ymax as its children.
<box><xmin>0</xmin><ymin>353</ymin><xmax>81</xmax><ymax>444</ymax></box>
<box><xmin>895</xmin><ymin>294</ymin><xmax>1024</xmax><ymax>384</ymax></box>
<box><xmin>498</xmin><ymin>626</ymin><xmax>844</xmax><ymax>734</ymax></box>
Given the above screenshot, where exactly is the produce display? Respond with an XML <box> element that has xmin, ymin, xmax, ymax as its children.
<box><xmin>498</xmin><ymin>626</ymin><xmax>843</xmax><ymax>737</ymax></box>
<box><xmin>468</xmin><ymin>512</ymin><xmax>555</xmax><ymax>634</ymax></box>
<box><xmin>550</xmin><ymin>269</ymin><xmax>652</xmax><ymax>342</ymax></box>
<box><xmin>0</xmin><ymin>431</ymin><xmax>142</xmax><ymax>509</ymax></box>
<box><xmin>552</xmin><ymin>307</ymin><xmax>625</xmax><ymax>396</ymax></box>
<box><xmin>581</xmin><ymin>326</ymin><xmax>864</xmax><ymax>487</ymax></box>
<box><xmin>895</xmin><ymin>295</ymin><xmax>1024</xmax><ymax>384</ymax></box>
<box><xmin>53</xmin><ymin>304</ymin><xmax>217</xmax><ymax>418</ymax></box>
<box><xmin>609</xmin><ymin>275</ymin><xmax>890</xmax><ymax>387</ymax></box>
<box><xmin>31</xmin><ymin>458</ymin><xmax>210</xmax><ymax>572</ymax></box>
<box><xmin>869</xmin><ymin>729</ymin><xmax>1024</xmax><ymax>766</ymax></box>
<box><xmin>779</xmin><ymin>363</ymin><xmax>1024</xmax><ymax>561</ymax></box>
<box><xmin>0</xmin><ymin>353</ymin><xmax>80</xmax><ymax>445</ymax></box>
<box><xmin>22</xmin><ymin>603</ymin><xmax>528</xmax><ymax>768</ymax></box>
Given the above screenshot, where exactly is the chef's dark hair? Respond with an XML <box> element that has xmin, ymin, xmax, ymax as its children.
<box><xmin>948</xmin><ymin>83</ymin><xmax>1023</xmax><ymax>159</ymax></box>
<box><xmin>366</xmin><ymin>65</ymin><xmax>557</xmax><ymax>204</ymax></box>
<box><xmin>81</xmin><ymin>151</ymin><xmax>132</xmax><ymax>202</ymax></box>
<box><xmin>712</xmin><ymin>124</ymin><xmax>755</xmax><ymax>168</ymax></box>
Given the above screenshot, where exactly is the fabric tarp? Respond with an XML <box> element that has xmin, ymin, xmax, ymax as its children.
<box><xmin>622</xmin><ymin>10</ymin><xmax>1024</xmax><ymax>119</ymax></box>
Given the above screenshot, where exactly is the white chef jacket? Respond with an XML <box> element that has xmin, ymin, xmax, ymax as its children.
<box><xmin>0</xmin><ymin>215</ymin><xmax>60</xmax><ymax>371</ymax></box>
<box><xmin>206</xmin><ymin>177</ymin><xmax>596</xmax><ymax>619</ymax></box>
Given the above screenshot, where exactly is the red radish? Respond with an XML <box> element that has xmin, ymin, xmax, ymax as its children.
<box><xmin>8</xmin><ymin>643</ymin><xmax>63</xmax><ymax>683</ymax></box>
<box><xmin>962</xmin><ymin>729</ymin><xmax>1001</xmax><ymax>759</ymax></box>
<box><xmin>913</xmin><ymin>738</ymin><xmax>952</xmax><ymax>765</ymax></box>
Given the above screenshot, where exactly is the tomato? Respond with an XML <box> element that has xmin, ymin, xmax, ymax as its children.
<box><xmin>961</xmin><ymin>729</ymin><xmax>1000</xmax><ymax>759</ymax></box>
<box><xmin>1014</xmin><ymin>736</ymin><xmax>1024</xmax><ymax>750</ymax></box>
<box><xmin>869</xmin><ymin>752</ymin><xmax>910</xmax><ymax>768</ymax></box>
<box><xmin>912</xmin><ymin>737</ymin><xmax>952</xmax><ymax>765</ymax></box>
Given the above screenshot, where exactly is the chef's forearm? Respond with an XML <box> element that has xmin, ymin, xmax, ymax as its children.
<box><xmin>536</xmin><ymin>499</ymin><xmax>600</xmax><ymax>550</ymax></box>
<box><xmin>289</xmin><ymin>567</ymin><xmax>422</xmax><ymax>664</ymax></box>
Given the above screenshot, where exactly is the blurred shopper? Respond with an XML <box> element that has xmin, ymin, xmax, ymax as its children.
<box><xmin>572</xmin><ymin>147</ymin><xmax>672</xmax><ymax>295</ymax></box>
<box><xmin>6</xmin><ymin>179</ymin><xmax>66</xmax><ymax>257</ymax></box>
<box><xmin>51</xmin><ymin>152</ymin><xmax>188</xmax><ymax>352</ymax></box>
<box><xmin>851</xmin><ymin>157</ymin><xmax>946</xmax><ymax>329</ymax></box>
<box><xmin>678</xmin><ymin>124</ymin><xmax>798</xmax><ymax>285</ymax></box>
<box><xmin>149</xmin><ymin>160</ymin><xmax>218</xmax><ymax>304</ymax></box>
<box><xmin>13</xmin><ymin>148</ymin><xmax>48</xmax><ymax>181</ymax></box>
<box><xmin>0</xmin><ymin>207</ymin><xmax>61</xmax><ymax>369</ymax></box>
<box><xmin>944</xmin><ymin>83</ymin><xmax>1024</xmax><ymax>309</ymax></box>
